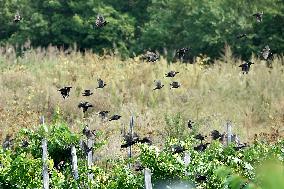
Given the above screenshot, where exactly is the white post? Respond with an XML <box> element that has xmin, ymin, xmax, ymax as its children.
<box><xmin>87</xmin><ymin>139</ymin><xmax>93</xmax><ymax>181</ymax></box>
<box><xmin>71</xmin><ymin>146</ymin><xmax>79</xmax><ymax>180</ymax></box>
<box><xmin>184</xmin><ymin>151</ymin><xmax>190</xmax><ymax>176</ymax></box>
<box><xmin>128</xmin><ymin>116</ymin><xmax>134</xmax><ymax>159</ymax></box>
<box><xmin>227</xmin><ymin>121</ymin><xmax>232</xmax><ymax>145</ymax></box>
<box><xmin>41</xmin><ymin>116</ymin><xmax>49</xmax><ymax>189</ymax></box>
<box><xmin>144</xmin><ymin>168</ymin><xmax>153</xmax><ymax>189</ymax></box>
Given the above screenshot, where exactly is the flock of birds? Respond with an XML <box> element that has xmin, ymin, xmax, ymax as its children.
<box><xmin>1</xmin><ymin>10</ymin><xmax>275</xmax><ymax>173</ymax></box>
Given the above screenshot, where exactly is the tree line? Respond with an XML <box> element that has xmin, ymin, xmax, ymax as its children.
<box><xmin>0</xmin><ymin>0</ymin><xmax>283</xmax><ymax>60</ymax></box>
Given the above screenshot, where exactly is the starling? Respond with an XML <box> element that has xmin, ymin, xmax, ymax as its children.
<box><xmin>236</xmin><ymin>33</ymin><xmax>247</xmax><ymax>39</ymax></box>
<box><xmin>211</xmin><ymin>130</ymin><xmax>223</xmax><ymax>140</ymax></box>
<box><xmin>96</xmin><ymin>78</ymin><xmax>106</xmax><ymax>89</ymax></box>
<box><xmin>153</xmin><ymin>80</ymin><xmax>164</xmax><ymax>90</ymax></box>
<box><xmin>82</xmin><ymin>89</ymin><xmax>93</xmax><ymax>96</ymax></box>
<box><xmin>194</xmin><ymin>134</ymin><xmax>205</xmax><ymax>142</ymax></box>
<box><xmin>233</xmin><ymin>143</ymin><xmax>248</xmax><ymax>151</ymax></box>
<box><xmin>109</xmin><ymin>114</ymin><xmax>121</xmax><ymax>121</ymax></box>
<box><xmin>98</xmin><ymin>111</ymin><xmax>109</xmax><ymax>119</ymax></box>
<box><xmin>2</xmin><ymin>135</ymin><xmax>13</xmax><ymax>149</ymax></box>
<box><xmin>165</xmin><ymin>71</ymin><xmax>179</xmax><ymax>77</ymax></box>
<box><xmin>80</xmin><ymin>140</ymin><xmax>93</xmax><ymax>155</ymax></box>
<box><xmin>196</xmin><ymin>174</ymin><xmax>207</xmax><ymax>183</ymax></box>
<box><xmin>14</xmin><ymin>12</ymin><xmax>22</xmax><ymax>23</ymax></box>
<box><xmin>82</xmin><ymin>125</ymin><xmax>96</xmax><ymax>139</ymax></box>
<box><xmin>95</xmin><ymin>14</ymin><xmax>108</xmax><ymax>28</ymax></box>
<box><xmin>239</xmin><ymin>61</ymin><xmax>254</xmax><ymax>74</ymax></box>
<box><xmin>171</xmin><ymin>144</ymin><xmax>185</xmax><ymax>154</ymax></box>
<box><xmin>187</xmin><ymin>120</ymin><xmax>194</xmax><ymax>129</ymax></box>
<box><xmin>142</xmin><ymin>51</ymin><xmax>159</xmax><ymax>62</ymax></box>
<box><xmin>58</xmin><ymin>86</ymin><xmax>72</xmax><ymax>99</ymax></box>
<box><xmin>176</xmin><ymin>47</ymin><xmax>190</xmax><ymax>60</ymax></box>
<box><xmin>22</xmin><ymin>139</ymin><xmax>29</xmax><ymax>148</ymax></box>
<box><xmin>139</xmin><ymin>137</ymin><xmax>152</xmax><ymax>145</ymax></box>
<box><xmin>261</xmin><ymin>45</ymin><xmax>273</xmax><ymax>60</ymax></box>
<box><xmin>252</xmin><ymin>12</ymin><xmax>263</xmax><ymax>22</ymax></box>
<box><xmin>78</xmin><ymin>101</ymin><xmax>93</xmax><ymax>113</ymax></box>
<box><xmin>194</xmin><ymin>143</ymin><xmax>210</xmax><ymax>152</ymax></box>
<box><xmin>134</xmin><ymin>162</ymin><xmax>144</xmax><ymax>172</ymax></box>
<box><xmin>170</xmin><ymin>81</ymin><xmax>181</xmax><ymax>89</ymax></box>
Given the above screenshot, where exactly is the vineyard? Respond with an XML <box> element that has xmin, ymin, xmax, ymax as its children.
<box><xmin>0</xmin><ymin>46</ymin><xmax>284</xmax><ymax>188</ymax></box>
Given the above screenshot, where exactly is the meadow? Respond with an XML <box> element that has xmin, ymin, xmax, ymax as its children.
<box><xmin>0</xmin><ymin>45</ymin><xmax>283</xmax><ymax>154</ymax></box>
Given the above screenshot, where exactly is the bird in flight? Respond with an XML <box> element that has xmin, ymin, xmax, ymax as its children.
<box><xmin>58</xmin><ymin>87</ymin><xmax>72</xmax><ymax>99</ymax></box>
<box><xmin>239</xmin><ymin>61</ymin><xmax>254</xmax><ymax>74</ymax></box>
<box><xmin>142</xmin><ymin>51</ymin><xmax>159</xmax><ymax>62</ymax></box>
<box><xmin>176</xmin><ymin>47</ymin><xmax>190</xmax><ymax>61</ymax></box>
<box><xmin>82</xmin><ymin>89</ymin><xmax>93</xmax><ymax>96</ymax></box>
<box><xmin>153</xmin><ymin>80</ymin><xmax>164</xmax><ymax>90</ymax></box>
<box><xmin>109</xmin><ymin>114</ymin><xmax>121</xmax><ymax>121</ymax></box>
<box><xmin>95</xmin><ymin>14</ymin><xmax>108</xmax><ymax>28</ymax></box>
<box><xmin>98</xmin><ymin>110</ymin><xmax>109</xmax><ymax>120</ymax></box>
<box><xmin>261</xmin><ymin>45</ymin><xmax>273</xmax><ymax>60</ymax></box>
<box><xmin>78</xmin><ymin>101</ymin><xmax>93</xmax><ymax>113</ymax></box>
<box><xmin>14</xmin><ymin>11</ymin><xmax>22</xmax><ymax>23</ymax></box>
<box><xmin>82</xmin><ymin>125</ymin><xmax>96</xmax><ymax>139</ymax></box>
<box><xmin>252</xmin><ymin>12</ymin><xmax>263</xmax><ymax>22</ymax></box>
<box><xmin>96</xmin><ymin>78</ymin><xmax>106</xmax><ymax>89</ymax></box>
<box><xmin>170</xmin><ymin>81</ymin><xmax>181</xmax><ymax>89</ymax></box>
<box><xmin>165</xmin><ymin>71</ymin><xmax>179</xmax><ymax>77</ymax></box>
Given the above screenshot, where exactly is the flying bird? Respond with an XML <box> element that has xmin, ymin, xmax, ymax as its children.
<box><xmin>239</xmin><ymin>61</ymin><xmax>254</xmax><ymax>74</ymax></box>
<box><xmin>58</xmin><ymin>87</ymin><xmax>72</xmax><ymax>99</ymax></box>
<box><xmin>82</xmin><ymin>125</ymin><xmax>96</xmax><ymax>139</ymax></box>
<box><xmin>194</xmin><ymin>143</ymin><xmax>210</xmax><ymax>152</ymax></box>
<box><xmin>187</xmin><ymin>120</ymin><xmax>194</xmax><ymax>129</ymax></box>
<box><xmin>165</xmin><ymin>71</ymin><xmax>179</xmax><ymax>77</ymax></box>
<box><xmin>82</xmin><ymin>89</ymin><xmax>93</xmax><ymax>96</ymax></box>
<box><xmin>142</xmin><ymin>51</ymin><xmax>159</xmax><ymax>62</ymax></box>
<box><xmin>170</xmin><ymin>81</ymin><xmax>181</xmax><ymax>89</ymax></box>
<box><xmin>14</xmin><ymin>12</ymin><xmax>22</xmax><ymax>23</ymax></box>
<box><xmin>98</xmin><ymin>111</ymin><xmax>109</xmax><ymax>119</ymax></box>
<box><xmin>261</xmin><ymin>45</ymin><xmax>273</xmax><ymax>60</ymax></box>
<box><xmin>153</xmin><ymin>80</ymin><xmax>164</xmax><ymax>90</ymax></box>
<box><xmin>95</xmin><ymin>14</ymin><xmax>108</xmax><ymax>28</ymax></box>
<box><xmin>109</xmin><ymin>114</ymin><xmax>121</xmax><ymax>121</ymax></box>
<box><xmin>236</xmin><ymin>33</ymin><xmax>247</xmax><ymax>39</ymax></box>
<box><xmin>171</xmin><ymin>144</ymin><xmax>185</xmax><ymax>154</ymax></box>
<box><xmin>211</xmin><ymin>130</ymin><xmax>223</xmax><ymax>141</ymax></box>
<box><xmin>252</xmin><ymin>12</ymin><xmax>263</xmax><ymax>22</ymax></box>
<box><xmin>176</xmin><ymin>47</ymin><xmax>190</xmax><ymax>61</ymax></box>
<box><xmin>194</xmin><ymin>134</ymin><xmax>206</xmax><ymax>142</ymax></box>
<box><xmin>78</xmin><ymin>101</ymin><xmax>93</xmax><ymax>113</ymax></box>
<box><xmin>96</xmin><ymin>78</ymin><xmax>106</xmax><ymax>89</ymax></box>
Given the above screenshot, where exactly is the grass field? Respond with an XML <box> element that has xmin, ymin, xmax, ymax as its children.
<box><xmin>0</xmin><ymin>46</ymin><xmax>283</xmax><ymax>157</ymax></box>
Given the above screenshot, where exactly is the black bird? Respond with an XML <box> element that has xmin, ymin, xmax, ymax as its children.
<box><xmin>78</xmin><ymin>101</ymin><xmax>93</xmax><ymax>113</ymax></box>
<box><xmin>176</xmin><ymin>48</ymin><xmax>190</xmax><ymax>60</ymax></box>
<box><xmin>211</xmin><ymin>130</ymin><xmax>223</xmax><ymax>140</ymax></box>
<box><xmin>98</xmin><ymin>111</ymin><xmax>109</xmax><ymax>119</ymax></box>
<box><xmin>252</xmin><ymin>12</ymin><xmax>263</xmax><ymax>22</ymax></box>
<box><xmin>233</xmin><ymin>143</ymin><xmax>248</xmax><ymax>151</ymax></box>
<box><xmin>82</xmin><ymin>125</ymin><xmax>96</xmax><ymax>139</ymax></box>
<box><xmin>109</xmin><ymin>114</ymin><xmax>121</xmax><ymax>121</ymax></box>
<box><xmin>82</xmin><ymin>89</ymin><xmax>93</xmax><ymax>96</ymax></box>
<box><xmin>14</xmin><ymin>12</ymin><xmax>22</xmax><ymax>23</ymax></box>
<box><xmin>96</xmin><ymin>78</ymin><xmax>106</xmax><ymax>89</ymax></box>
<box><xmin>58</xmin><ymin>86</ymin><xmax>72</xmax><ymax>99</ymax></box>
<box><xmin>171</xmin><ymin>144</ymin><xmax>185</xmax><ymax>154</ymax></box>
<box><xmin>165</xmin><ymin>71</ymin><xmax>179</xmax><ymax>77</ymax></box>
<box><xmin>142</xmin><ymin>51</ymin><xmax>159</xmax><ymax>62</ymax></box>
<box><xmin>170</xmin><ymin>81</ymin><xmax>181</xmax><ymax>89</ymax></box>
<box><xmin>153</xmin><ymin>80</ymin><xmax>164</xmax><ymax>90</ymax></box>
<box><xmin>22</xmin><ymin>139</ymin><xmax>29</xmax><ymax>148</ymax></box>
<box><xmin>237</xmin><ymin>33</ymin><xmax>247</xmax><ymax>39</ymax></box>
<box><xmin>239</xmin><ymin>61</ymin><xmax>254</xmax><ymax>74</ymax></box>
<box><xmin>261</xmin><ymin>45</ymin><xmax>273</xmax><ymax>60</ymax></box>
<box><xmin>2</xmin><ymin>135</ymin><xmax>13</xmax><ymax>149</ymax></box>
<box><xmin>121</xmin><ymin>133</ymin><xmax>152</xmax><ymax>148</ymax></box>
<box><xmin>196</xmin><ymin>174</ymin><xmax>207</xmax><ymax>183</ymax></box>
<box><xmin>194</xmin><ymin>143</ymin><xmax>210</xmax><ymax>152</ymax></box>
<box><xmin>139</xmin><ymin>137</ymin><xmax>152</xmax><ymax>145</ymax></box>
<box><xmin>187</xmin><ymin>120</ymin><xmax>194</xmax><ymax>129</ymax></box>
<box><xmin>194</xmin><ymin>134</ymin><xmax>205</xmax><ymax>142</ymax></box>
<box><xmin>95</xmin><ymin>14</ymin><xmax>108</xmax><ymax>28</ymax></box>
<box><xmin>134</xmin><ymin>162</ymin><xmax>144</xmax><ymax>172</ymax></box>
<box><xmin>80</xmin><ymin>140</ymin><xmax>93</xmax><ymax>155</ymax></box>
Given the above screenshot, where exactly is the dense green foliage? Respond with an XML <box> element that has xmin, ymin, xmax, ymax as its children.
<box><xmin>0</xmin><ymin>0</ymin><xmax>283</xmax><ymax>59</ymax></box>
<box><xmin>0</xmin><ymin>119</ymin><xmax>284</xmax><ymax>188</ymax></box>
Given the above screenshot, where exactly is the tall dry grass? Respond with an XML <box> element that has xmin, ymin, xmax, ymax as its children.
<box><xmin>0</xmin><ymin>45</ymin><xmax>283</xmax><ymax>157</ymax></box>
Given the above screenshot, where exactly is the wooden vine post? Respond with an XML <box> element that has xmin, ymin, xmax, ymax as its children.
<box><xmin>144</xmin><ymin>168</ymin><xmax>153</xmax><ymax>189</ymax></box>
<box><xmin>87</xmin><ymin>137</ymin><xmax>94</xmax><ymax>181</ymax></box>
<box><xmin>226</xmin><ymin>121</ymin><xmax>232</xmax><ymax>145</ymax></box>
<box><xmin>128</xmin><ymin>116</ymin><xmax>134</xmax><ymax>159</ymax></box>
<box><xmin>71</xmin><ymin>145</ymin><xmax>79</xmax><ymax>180</ymax></box>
